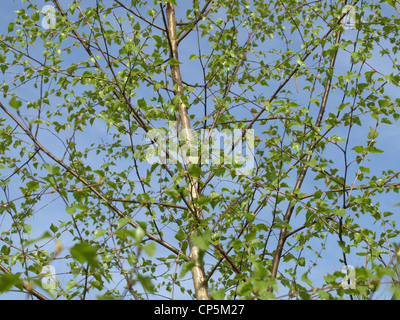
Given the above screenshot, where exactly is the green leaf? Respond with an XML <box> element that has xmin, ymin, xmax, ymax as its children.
<box><xmin>66</xmin><ymin>63</ymin><xmax>78</xmax><ymax>74</ymax></box>
<box><xmin>70</xmin><ymin>242</ymin><xmax>99</xmax><ymax>267</ymax></box>
<box><xmin>168</xmin><ymin>58</ymin><xmax>182</xmax><ymax>65</ymax></box>
<box><xmin>318</xmin><ymin>290</ymin><xmax>332</xmax><ymax>299</ymax></box>
<box><xmin>166</xmin><ymin>189</ymin><xmax>181</xmax><ymax>202</ymax></box>
<box><xmin>26</xmin><ymin>181</ymin><xmax>40</xmax><ymax>193</ymax></box>
<box><xmin>0</xmin><ymin>273</ymin><xmax>20</xmax><ymax>293</ymax></box>
<box><xmin>366</xmin><ymin>146</ymin><xmax>384</xmax><ymax>154</ymax></box>
<box><xmin>7</xmin><ymin>23</ymin><xmax>14</xmax><ymax>33</ymax></box>
<box><xmin>334</xmin><ymin>208</ymin><xmax>347</xmax><ymax>217</ymax></box>
<box><xmin>66</xmin><ymin>205</ymin><xmax>77</xmax><ymax>215</ymax></box>
<box><xmin>23</xmin><ymin>224</ymin><xmax>32</xmax><ymax>234</ymax></box>
<box><xmin>188</xmin><ymin>164</ymin><xmax>201</xmax><ymax>179</ymax></box>
<box><xmin>44</xmin><ymin>163</ymin><xmax>60</xmax><ymax>175</ymax></box>
<box><xmin>263</xmin><ymin>101</ymin><xmax>272</xmax><ymax>111</ymax></box>
<box><xmin>179</xmin><ymin>261</ymin><xmax>195</xmax><ymax>279</ymax></box>
<box><xmin>197</xmin><ymin>194</ymin><xmax>210</xmax><ymax>206</ymax></box>
<box><xmin>66</xmin><ymin>279</ymin><xmax>78</xmax><ymax>290</ymax></box>
<box><xmin>298</xmin><ymin>257</ymin><xmax>306</xmax><ymax>267</ymax></box>
<box><xmin>1</xmin><ymin>64</ymin><xmax>8</xmax><ymax>74</ymax></box>
<box><xmin>50</xmin><ymin>223</ymin><xmax>58</xmax><ymax>233</ymax></box>
<box><xmin>307</xmin><ymin>158</ymin><xmax>318</xmax><ymax>167</ymax></box>
<box><xmin>23</xmin><ymin>231</ymin><xmax>51</xmax><ymax>246</ymax></box>
<box><xmin>137</xmin><ymin>274</ymin><xmax>155</xmax><ymax>293</ymax></box>
<box><xmin>296</xmin><ymin>57</ymin><xmax>306</xmax><ymax>68</ymax></box>
<box><xmin>175</xmin><ymin>228</ymin><xmax>186</xmax><ymax>241</ymax></box>
<box><xmin>97</xmin><ymin>294</ymin><xmax>116</xmax><ymax>300</ymax></box>
<box><xmin>386</xmin><ymin>0</ymin><xmax>396</xmax><ymax>7</ymax></box>
<box><xmin>93</xmin><ymin>229</ymin><xmax>106</xmax><ymax>239</ymax></box>
<box><xmin>359</xmin><ymin>166</ymin><xmax>370</xmax><ymax>173</ymax></box>
<box><xmin>143</xmin><ymin>242</ymin><xmax>156</xmax><ymax>257</ymax></box>
<box><xmin>244</xmin><ymin>229</ymin><xmax>256</xmax><ymax>242</ymax></box>
<box><xmin>212</xmin><ymin>288</ymin><xmax>226</xmax><ymax>300</ymax></box>
<box><xmin>117</xmin><ymin>217</ymin><xmax>132</xmax><ymax>229</ymax></box>
<box><xmin>301</xmin><ymin>272</ymin><xmax>313</xmax><ymax>287</ymax></box>
<box><xmin>191</xmin><ymin>230</ymin><xmax>212</xmax><ymax>251</ymax></box>
<box><xmin>352</xmin><ymin>146</ymin><xmax>364</xmax><ymax>153</ymax></box>
<box><xmin>138</xmin><ymin>98</ymin><xmax>147</xmax><ymax>109</ymax></box>
<box><xmin>367</xmin><ymin>127</ymin><xmax>379</xmax><ymax>140</ymax></box>
<box><xmin>133</xmin><ymin>227</ymin><xmax>145</xmax><ymax>242</ymax></box>
<box><xmin>392</xmin><ymin>284</ymin><xmax>400</xmax><ymax>300</ymax></box>
<box><xmin>237</xmin><ymin>281</ymin><xmax>253</xmax><ymax>296</ymax></box>
<box><xmin>9</xmin><ymin>96</ymin><xmax>22</xmax><ymax>110</ymax></box>
<box><xmin>244</xmin><ymin>213</ymin><xmax>256</xmax><ymax>223</ymax></box>
<box><xmin>127</xmin><ymin>255</ymin><xmax>138</xmax><ymax>266</ymax></box>
<box><xmin>338</xmin><ymin>240</ymin><xmax>350</xmax><ymax>254</ymax></box>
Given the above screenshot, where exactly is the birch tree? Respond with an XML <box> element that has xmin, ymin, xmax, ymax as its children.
<box><xmin>1</xmin><ymin>0</ymin><xmax>400</xmax><ymax>300</ymax></box>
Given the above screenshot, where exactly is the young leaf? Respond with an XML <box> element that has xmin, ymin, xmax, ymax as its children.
<box><xmin>70</xmin><ymin>242</ymin><xmax>99</xmax><ymax>267</ymax></box>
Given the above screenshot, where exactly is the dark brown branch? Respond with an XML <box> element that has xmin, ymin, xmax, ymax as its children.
<box><xmin>113</xmin><ymin>0</ymin><xmax>166</xmax><ymax>32</ymax></box>
<box><xmin>270</xmin><ymin>29</ymin><xmax>342</xmax><ymax>280</ymax></box>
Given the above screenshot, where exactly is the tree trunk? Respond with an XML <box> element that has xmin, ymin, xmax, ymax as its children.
<box><xmin>165</xmin><ymin>3</ymin><xmax>209</xmax><ymax>300</ymax></box>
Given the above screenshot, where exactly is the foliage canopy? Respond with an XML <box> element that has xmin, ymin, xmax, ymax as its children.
<box><xmin>0</xmin><ymin>0</ymin><xmax>400</xmax><ymax>300</ymax></box>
